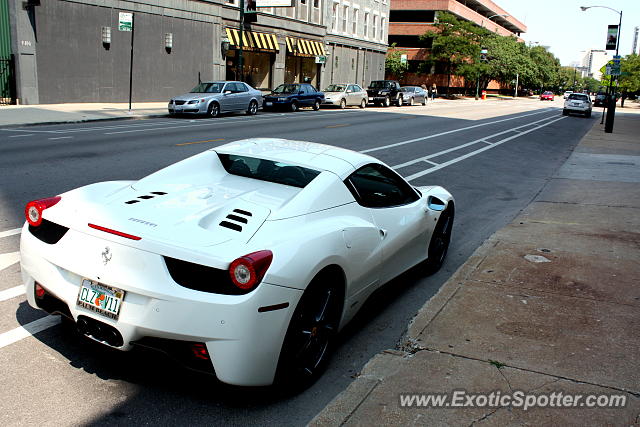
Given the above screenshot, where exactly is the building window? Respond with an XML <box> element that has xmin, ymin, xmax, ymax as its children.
<box><xmin>313</xmin><ymin>0</ymin><xmax>319</xmax><ymax>8</ymax></box>
<box><xmin>343</xmin><ymin>6</ymin><xmax>348</xmax><ymax>33</ymax></box>
<box><xmin>373</xmin><ymin>15</ymin><xmax>378</xmax><ymax>40</ymax></box>
<box><xmin>380</xmin><ymin>17</ymin><xmax>385</xmax><ymax>40</ymax></box>
<box><xmin>364</xmin><ymin>13</ymin><xmax>369</xmax><ymax>38</ymax></box>
<box><xmin>301</xmin><ymin>0</ymin><xmax>306</xmax><ymax>4</ymax></box>
<box><xmin>332</xmin><ymin>3</ymin><xmax>339</xmax><ymax>32</ymax></box>
<box><xmin>352</xmin><ymin>9</ymin><xmax>358</xmax><ymax>35</ymax></box>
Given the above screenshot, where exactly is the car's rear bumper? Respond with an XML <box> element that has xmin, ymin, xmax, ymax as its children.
<box><xmin>564</xmin><ymin>105</ymin><xmax>591</xmax><ymax>113</ymax></box>
<box><xmin>20</xmin><ymin>224</ymin><xmax>302</xmax><ymax>386</ymax></box>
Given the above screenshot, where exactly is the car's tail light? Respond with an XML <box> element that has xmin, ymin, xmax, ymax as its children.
<box><xmin>228</xmin><ymin>250</ymin><xmax>273</xmax><ymax>291</ymax></box>
<box><xmin>25</xmin><ymin>196</ymin><xmax>61</xmax><ymax>227</ymax></box>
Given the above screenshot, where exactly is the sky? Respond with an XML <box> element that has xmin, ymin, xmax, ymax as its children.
<box><xmin>495</xmin><ymin>0</ymin><xmax>640</xmax><ymax>65</ymax></box>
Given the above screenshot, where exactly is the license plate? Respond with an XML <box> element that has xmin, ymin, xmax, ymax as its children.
<box><xmin>77</xmin><ymin>279</ymin><xmax>125</xmax><ymax>320</ymax></box>
<box><xmin>265</xmin><ymin>102</ymin><xmax>272</xmax><ymax>106</ymax></box>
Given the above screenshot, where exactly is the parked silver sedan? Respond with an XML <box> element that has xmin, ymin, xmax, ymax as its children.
<box><xmin>400</xmin><ymin>86</ymin><xmax>428</xmax><ymax>106</ymax></box>
<box><xmin>168</xmin><ymin>81</ymin><xmax>262</xmax><ymax>117</ymax></box>
<box><xmin>322</xmin><ymin>83</ymin><xmax>368</xmax><ymax>109</ymax></box>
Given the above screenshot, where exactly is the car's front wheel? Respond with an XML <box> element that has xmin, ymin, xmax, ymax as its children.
<box><xmin>383</xmin><ymin>96</ymin><xmax>391</xmax><ymax>107</ymax></box>
<box><xmin>409</xmin><ymin>97</ymin><xmax>415</xmax><ymax>106</ymax></box>
<box><xmin>246</xmin><ymin>100</ymin><xmax>258</xmax><ymax>115</ymax></box>
<box><xmin>208</xmin><ymin>102</ymin><xmax>220</xmax><ymax>118</ymax></box>
<box><xmin>424</xmin><ymin>206</ymin><xmax>454</xmax><ymax>273</ymax></box>
<box><xmin>276</xmin><ymin>277</ymin><xmax>342</xmax><ymax>389</ymax></box>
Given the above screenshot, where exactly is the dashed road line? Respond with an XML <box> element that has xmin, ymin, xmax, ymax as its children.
<box><xmin>0</xmin><ymin>316</ymin><xmax>61</xmax><ymax>349</ymax></box>
<box><xmin>8</xmin><ymin>134</ymin><xmax>34</xmax><ymax>138</ymax></box>
<box><xmin>176</xmin><ymin>138</ymin><xmax>225</xmax><ymax>147</ymax></box>
<box><xmin>0</xmin><ymin>251</ymin><xmax>20</xmax><ymax>272</ymax></box>
<box><xmin>0</xmin><ymin>286</ymin><xmax>25</xmax><ymax>302</ymax></box>
<box><xmin>48</xmin><ymin>136</ymin><xmax>73</xmax><ymax>140</ymax></box>
<box><xmin>0</xmin><ymin>228</ymin><xmax>21</xmax><ymax>238</ymax></box>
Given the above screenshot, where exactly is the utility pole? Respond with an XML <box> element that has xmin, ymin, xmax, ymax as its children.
<box><xmin>128</xmin><ymin>13</ymin><xmax>135</xmax><ymax>110</ymax></box>
<box><xmin>604</xmin><ymin>10</ymin><xmax>622</xmax><ymax>133</ymax></box>
<box><xmin>238</xmin><ymin>0</ymin><xmax>245</xmax><ymax>82</ymax></box>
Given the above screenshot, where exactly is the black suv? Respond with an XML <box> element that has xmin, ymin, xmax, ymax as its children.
<box><xmin>367</xmin><ymin>80</ymin><xmax>403</xmax><ymax>107</ymax></box>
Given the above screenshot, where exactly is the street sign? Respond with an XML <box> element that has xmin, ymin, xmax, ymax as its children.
<box><xmin>400</xmin><ymin>54</ymin><xmax>407</xmax><ymax>64</ymax></box>
<box><xmin>606</xmin><ymin>64</ymin><xmax>621</xmax><ymax>76</ymax></box>
<box><xmin>118</xmin><ymin>12</ymin><xmax>133</xmax><ymax>32</ymax></box>
<box><xmin>315</xmin><ymin>55</ymin><xmax>326</xmax><ymax>64</ymax></box>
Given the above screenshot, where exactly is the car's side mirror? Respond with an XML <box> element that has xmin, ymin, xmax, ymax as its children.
<box><xmin>427</xmin><ymin>196</ymin><xmax>446</xmax><ymax>211</ymax></box>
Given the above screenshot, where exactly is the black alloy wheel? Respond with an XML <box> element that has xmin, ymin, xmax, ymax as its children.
<box><xmin>208</xmin><ymin>102</ymin><xmax>220</xmax><ymax>118</ymax></box>
<box><xmin>425</xmin><ymin>207</ymin><xmax>454</xmax><ymax>273</ymax></box>
<box><xmin>276</xmin><ymin>279</ymin><xmax>342</xmax><ymax>389</ymax></box>
<box><xmin>246</xmin><ymin>100</ymin><xmax>258</xmax><ymax>115</ymax></box>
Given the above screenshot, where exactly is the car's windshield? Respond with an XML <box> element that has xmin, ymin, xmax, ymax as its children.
<box><xmin>218</xmin><ymin>153</ymin><xmax>321</xmax><ymax>188</ymax></box>
<box><xmin>369</xmin><ymin>81</ymin><xmax>390</xmax><ymax>89</ymax></box>
<box><xmin>325</xmin><ymin>84</ymin><xmax>346</xmax><ymax>92</ymax></box>
<box><xmin>273</xmin><ymin>84</ymin><xmax>301</xmax><ymax>94</ymax></box>
<box><xmin>568</xmin><ymin>94</ymin><xmax>589</xmax><ymax>101</ymax></box>
<box><xmin>543</xmin><ymin>91</ymin><xmax>553</xmax><ymax>95</ymax></box>
<box><xmin>190</xmin><ymin>82</ymin><xmax>224</xmax><ymax>93</ymax></box>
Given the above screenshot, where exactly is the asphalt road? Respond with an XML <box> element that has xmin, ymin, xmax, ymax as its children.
<box><xmin>0</xmin><ymin>98</ymin><xmax>594</xmax><ymax>426</ymax></box>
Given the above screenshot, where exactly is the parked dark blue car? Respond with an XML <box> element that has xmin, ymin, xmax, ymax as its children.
<box><xmin>263</xmin><ymin>83</ymin><xmax>325</xmax><ymax>112</ymax></box>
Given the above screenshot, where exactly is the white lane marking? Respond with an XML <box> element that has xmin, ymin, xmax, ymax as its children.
<box><xmin>8</xmin><ymin>134</ymin><xmax>34</xmax><ymax>138</ymax></box>
<box><xmin>360</xmin><ymin>109</ymin><xmax>554</xmax><ymax>154</ymax></box>
<box><xmin>0</xmin><ymin>316</ymin><xmax>61</xmax><ymax>349</ymax></box>
<box><xmin>0</xmin><ymin>228</ymin><xmax>21</xmax><ymax>238</ymax></box>
<box><xmin>423</xmin><ymin>160</ymin><xmax>439</xmax><ymax>166</ymax></box>
<box><xmin>0</xmin><ymin>251</ymin><xmax>20</xmax><ymax>272</ymax></box>
<box><xmin>405</xmin><ymin>116</ymin><xmax>567</xmax><ymax>181</ymax></box>
<box><xmin>0</xmin><ymin>286</ymin><xmax>25</xmax><ymax>302</ymax></box>
<box><xmin>392</xmin><ymin>115</ymin><xmax>558</xmax><ymax>169</ymax></box>
<box><xmin>103</xmin><ymin>109</ymin><xmax>366</xmax><ymax>135</ymax></box>
<box><xmin>48</xmin><ymin>136</ymin><xmax>73</xmax><ymax>140</ymax></box>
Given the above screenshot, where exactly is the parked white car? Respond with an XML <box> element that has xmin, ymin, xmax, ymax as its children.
<box><xmin>563</xmin><ymin>93</ymin><xmax>592</xmax><ymax>117</ymax></box>
<box><xmin>322</xmin><ymin>83</ymin><xmax>368</xmax><ymax>109</ymax></box>
<box><xmin>20</xmin><ymin>138</ymin><xmax>454</xmax><ymax>388</ymax></box>
<box><xmin>563</xmin><ymin>91</ymin><xmax>573</xmax><ymax>99</ymax></box>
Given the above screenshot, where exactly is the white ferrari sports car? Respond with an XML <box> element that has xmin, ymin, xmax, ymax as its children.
<box><xmin>20</xmin><ymin>138</ymin><xmax>454</xmax><ymax>387</ymax></box>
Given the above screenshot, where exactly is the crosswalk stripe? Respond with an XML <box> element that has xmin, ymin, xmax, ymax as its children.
<box><xmin>0</xmin><ymin>285</ymin><xmax>25</xmax><ymax>302</ymax></box>
<box><xmin>0</xmin><ymin>316</ymin><xmax>61</xmax><ymax>349</ymax></box>
<box><xmin>0</xmin><ymin>252</ymin><xmax>20</xmax><ymax>272</ymax></box>
<box><xmin>0</xmin><ymin>228</ymin><xmax>21</xmax><ymax>239</ymax></box>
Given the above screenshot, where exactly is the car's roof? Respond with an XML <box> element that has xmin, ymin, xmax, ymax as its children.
<box><xmin>213</xmin><ymin>138</ymin><xmax>377</xmax><ymax>178</ymax></box>
<box><xmin>201</xmin><ymin>81</ymin><xmax>241</xmax><ymax>84</ymax></box>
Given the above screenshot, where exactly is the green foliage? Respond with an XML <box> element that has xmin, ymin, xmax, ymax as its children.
<box><xmin>619</xmin><ymin>54</ymin><xmax>640</xmax><ymax>93</ymax></box>
<box><xmin>385</xmin><ymin>43</ymin><xmax>408</xmax><ymax>79</ymax></box>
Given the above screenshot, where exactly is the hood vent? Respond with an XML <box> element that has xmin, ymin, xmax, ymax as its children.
<box><xmin>219</xmin><ymin>209</ymin><xmax>253</xmax><ymax>232</ymax></box>
<box><xmin>125</xmin><ymin>191</ymin><xmax>167</xmax><ymax>205</ymax></box>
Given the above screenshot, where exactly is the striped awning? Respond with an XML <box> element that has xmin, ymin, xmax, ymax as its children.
<box><xmin>286</xmin><ymin>37</ymin><xmax>326</xmax><ymax>57</ymax></box>
<box><xmin>225</xmin><ymin>28</ymin><xmax>279</xmax><ymax>51</ymax></box>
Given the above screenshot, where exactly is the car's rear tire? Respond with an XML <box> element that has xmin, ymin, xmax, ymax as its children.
<box><xmin>291</xmin><ymin>101</ymin><xmax>299</xmax><ymax>112</ymax></box>
<box><xmin>383</xmin><ymin>96</ymin><xmax>391</xmax><ymax>107</ymax></box>
<box><xmin>396</xmin><ymin>95</ymin><xmax>403</xmax><ymax>107</ymax></box>
<box><xmin>313</xmin><ymin>99</ymin><xmax>321</xmax><ymax>111</ymax></box>
<box><xmin>562</xmin><ymin>109</ymin><xmax>569</xmax><ymax>116</ymax></box>
<box><xmin>422</xmin><ymin>97</ymin><xmax>427</xmax><ymax>106</ymax></box>
<box><xmin>276</xmin><ymin>277</ymin><xmax>342</xmax><ymax>389</ymax></box>
<box><xmin>246</xmin><ymin>100</ymin><xmax>258</xmax><ymax>115</ymax></box>
<box><xmin>360</xmin><ymin>99</ymin><xmax>367</xmax><ymax>109</ymax></box>
<box><xmin>208</xmin><ymin>102</ymin><xmax>220</xmax><ymax>118</ymax></box>
<box><xmin>424</xmin><ymin>206</ymin><xmax>454</xmax><ymax>273</ymax></box>
<box><xmin>585</xmin><ymin>109</ymin><xmax>592</xmax><ymax>118</ymax></box>
<box><xmin>409</xmin><ymin>97</ymin><xmax>414</xmax><ymax>106</ymax></box>
<box><xmin>339</xmin><ymin>98</ymin><xmax>346</xmax><ymax>109</ymax></box>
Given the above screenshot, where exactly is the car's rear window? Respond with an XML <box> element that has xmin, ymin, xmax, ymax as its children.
<box><xmin>568</xmin><ymin>94</ymin><xmax>589</xmax><ymax>101</ymax></box>
<box><xmin>218</xmin><ymin>153</ymin><xmax>321</xmax><ymax>188</ymax></box>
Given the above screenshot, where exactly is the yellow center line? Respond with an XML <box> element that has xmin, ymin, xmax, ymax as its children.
<box><xmin>326</xmin><ymin>124</ymin><xmax>350</xmax><ymax>128</ymax></box>
<box><xmin>176</xmin><ymin>138</ymin><xmax>225</xmax><ymax>146</ymax></box>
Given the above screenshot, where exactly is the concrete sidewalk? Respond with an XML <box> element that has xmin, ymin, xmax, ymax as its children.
<box><xmin>311</xmin><ymin>112</ymin><xmax>640</xmax><ymax>425</ymax></box>
<box><xmin>0</xmin><ymin>102</ymin><xmax>168</xmax><ymax>127</ymax></box>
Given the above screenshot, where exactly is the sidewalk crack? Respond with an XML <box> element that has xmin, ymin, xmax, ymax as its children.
<box><xmin>468</xmin><ymin>407</ymin><xmax>500</xmax><ymax>427</ymax></box>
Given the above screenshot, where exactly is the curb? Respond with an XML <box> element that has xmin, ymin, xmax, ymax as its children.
<box><xmin>0</xmin><ymin>113</ymin><xmax>169</xmax><ymax>129</ymax></box>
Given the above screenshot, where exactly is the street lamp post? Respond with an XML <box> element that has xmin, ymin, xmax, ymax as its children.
<box><xmin>476</xmin><ymin>14</ymin><xmax>510</xmax><ymax>100</ymax></box>
<box><xmin>580</xmin><ymin>5</ymin><xmax>622</xmax><ymax>133</ymax></box>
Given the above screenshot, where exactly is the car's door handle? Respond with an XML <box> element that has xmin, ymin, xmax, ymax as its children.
<box><xmin>379</xmin><ymin>228</ymin><xmax>387</xmax><ymax>239</ymax></box>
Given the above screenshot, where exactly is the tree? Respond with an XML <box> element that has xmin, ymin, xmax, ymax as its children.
<box><xmin>619</xmin><ymin>54</ymin><xmax>640</xmax><ymax>94</ymax></box>
<box><xmin>421</xmin><ymin>12</ymin><xmax>489</xmax><ymax>95</ymax></box>
<box><xmin>385</xmin><ymin>43</ymin><xmax>408</xmax><ymax>81</ymax></box>
<box><xmin>528</xmin><ymin>46</ymin><xmax>560</xmax><ymax>92</ymax></box>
